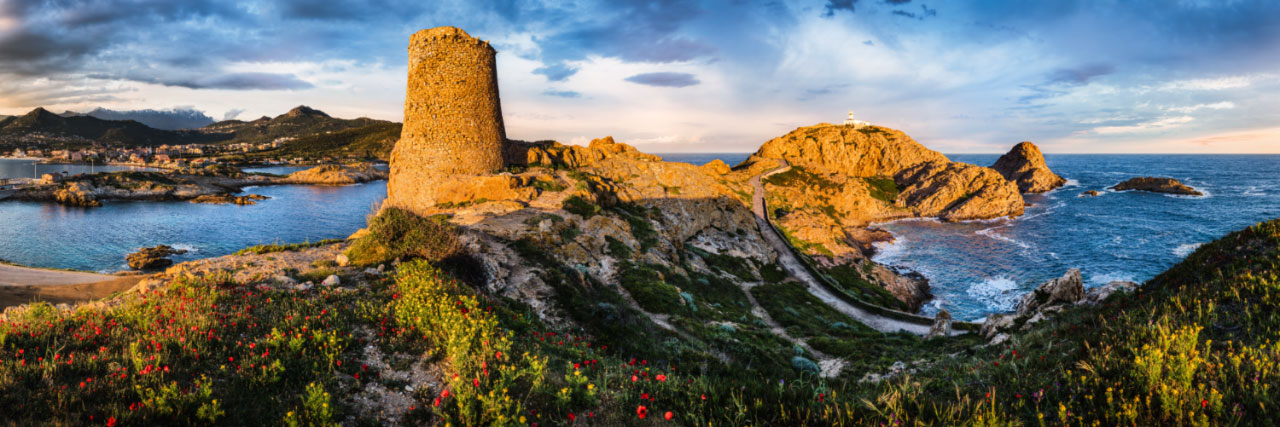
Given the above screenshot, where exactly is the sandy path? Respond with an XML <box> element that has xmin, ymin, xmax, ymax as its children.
<box><xmin>751</xmin><ymin>163</ymin><xmax>934</xmax><ymax>336</ymax></box>
<box><xmin>0</xmin><ymin>263</ymin><xmax>147</xmax><ymax>310</ymax></box>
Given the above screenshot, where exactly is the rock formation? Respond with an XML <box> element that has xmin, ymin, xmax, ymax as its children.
<box><xmin>127</xmin><ymin>245</ymin><xmax>188</xmax><ymax>270</ymax></box>
<box><xmin>190</xmin><ymin>194</ymin><xmax>269</xmax><ymax>205</ymax></box>
<box><xmin>926</xmin><ymin>310</ymin><xmax>952</xmax><ymax>339</ymax></box>
<box><xmin>894</xmin><ymin>161</ymin><xmax>1025</xmax><ymax>222</ymax></box>
<box><xmin>746</xmin><ymin>124</ymin><xmax>947</xmax><ymax>177</ymax></box>
<box><xmin>981</xmin><ymin>269</ymin><xmax>1137</xmax><ymax>344</ymax></box>
<box><xmin>990</xmin><ymin>142</ymin><xmax>1066</xmax><ymax>193</ymax></box>
<box><xmin>285</xmin><ymin>163</ymin><xmax>387</xmax><ymax>185</ymax></box>
<box><xmin>387</xmin><ymin>26</ymin><xmax>507</xmax><ymax>215</ymax></box>
<box><xmin>1080</xmin><ymin>190</ymin><xmax>1100</xmax><ymax>197</ymax></box>
<box><xmin>1111</xmin><ymin>177</ymin><xmax>1202</xmax><ymax>196</ymax></box>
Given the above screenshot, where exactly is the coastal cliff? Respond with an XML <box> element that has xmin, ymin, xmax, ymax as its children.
<box><xmin>990</xmin><ymin>141</ymin><xmax>1066</xmax><ymax>193</ymax></box>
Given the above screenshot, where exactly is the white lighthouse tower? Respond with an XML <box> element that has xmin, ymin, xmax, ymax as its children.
<box><xmin>843</xmin><ymin>110</ymin><xmax>870</xmax><ymax>129</ymax></box>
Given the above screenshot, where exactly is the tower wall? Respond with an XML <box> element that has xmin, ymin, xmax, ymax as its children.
<box><xmin>387</xmin><ymin>26</ymin><xmax>506</xmax><ymax>212</ymax></box>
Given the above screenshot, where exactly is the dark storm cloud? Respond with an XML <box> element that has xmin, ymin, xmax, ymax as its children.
<box><xmin>625</xmin><ymin>72</ymin><xmax>700</xmax><ymax>88</ymax></box>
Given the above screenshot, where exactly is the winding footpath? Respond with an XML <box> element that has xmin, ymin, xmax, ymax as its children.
<box><xmin>751</xmin><ymin>162</ymin><xmax>935</xmax><ymax>336</ymax></box>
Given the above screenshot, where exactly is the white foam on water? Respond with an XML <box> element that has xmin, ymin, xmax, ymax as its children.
<box><xmin>1173</xmin><ymin>242</ymin><xmax>1203</xmax><ymax>257</ymax></box>
<box><xmin>169</xmin><ymin>244</ymin><xmax>199</xmax><ymax>253</ymax></box>
<box><xmin>1064</xmin><ymin>178</ymin><xmax>1081</xmax><ymax>187</ymax></box>
<box><xmin>871</xmin><ymin>234</ymin><xmax>907</xmax><ymax>262</ymax></box>
<box><xmin>966</xmin><ymin>276</ymin><xmax>1021</xmax><ymax>312</ymax></box>
<box><xmin>976</xmin><ymin>226</ymin><xmax>1030</xmax><ymax>249</ymax></box>
<box><xmin>1088</xmin><ymin>271</ymin><xmax>1135</xmax><ymax>286</ymax></box>
<box><xmin>1243</xmin><ymin>186</ymin><xmax>1265</xmax><ymax>197</ymax></box>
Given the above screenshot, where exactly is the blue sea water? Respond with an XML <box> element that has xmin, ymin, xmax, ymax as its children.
<box><xmin>0</xmin><ymin>183</ymin><xmax>386</xmax><ymax>272</ymax></box>
<box><xmin>874</xmin><ymin>154</ymin><xmax>1280</xmax><ymax>321</ymax></box>
<box><xmin>656</xmin><ymin>153</ymin><xmax>752</xmax><ymax>167</ymax></box>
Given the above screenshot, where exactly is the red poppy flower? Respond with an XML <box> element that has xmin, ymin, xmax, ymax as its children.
<box><xmin>664</xmin><ymin>411</ymin><xmax>674</xmax><ymax>421</ymax></box>
<box><xmin>655</xmin><ymin>374</ymin><xmax>667</xmax><ymax>382</ymax></box>
<box><xmin>636</xmin><ymin>405</ymin><xmax>647</xmax><ymax>419</ymax></box>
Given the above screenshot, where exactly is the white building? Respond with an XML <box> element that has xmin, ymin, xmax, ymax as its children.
<box><xmin>843</xmin><ymin>110</ymin><xmax>871</xmax><ymax>129</ymax></box>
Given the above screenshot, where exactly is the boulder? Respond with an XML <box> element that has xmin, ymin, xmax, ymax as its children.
<box><xmin>1080</xmin><ymin>190</ymin><xmax>1100</xmax><ymax>197</ymax></box>
<box><xmin>1016</xmin><ymin>268</ymin><xmax>1084</xmax><ymax>317</ymax></box>
<box><xmin>926</xmin><ymin>310</ymin><xmax>952</xmax><ymax>339</ymax></box>
<box><xmin>189</xmin><ymin>193</ymin><xmax>269</xmax><ymax>205</ymax></box>
<box><xmin>1110</xmin><ymin>177</ymin><xmax>1202</xmax><ymax>196</ymax></box>
<box><xmin>321</xmin><ymin>275</ymin><xmax>341</xmax><ymax>286</ymax></box>
<box><xmin>1083</xmin><ymin>280</ymin><xmax>1137</xmax><ymax>305</ymax></box>
<box><xmin>990</xmin><ymin>142</ymin><xmax>1066</xmax><ymax>193</ymax></box>
<box><xmin>981</xmin><ymin>313</ymin><xmax>1014</xmax><ymax>340</ymax></box>
<box><xmin>336</xmin><ymin>253</ymin><xmax>351</xmax><ymax>267</ymax></box>
<box><xmin>126</xmin><ymin>245</ymin><xmax>189</xmax><ymax>270</ymax></box>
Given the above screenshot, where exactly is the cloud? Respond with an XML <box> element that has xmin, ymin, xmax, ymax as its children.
<box><xmin>824</xmin><ymin>0</ymin><xmax>858</xmax><ymax>16</ymax></box>
<box><xmin>82</xmin><ymin>106</ymin><xmax>215</xmax><ymax>130</ymax></box>
<box><xmin>624</xmin><ymin>72</ymin><xmax>700</xmax><ymax>87</ymax></box>
<box><xmin>798</xmin><ymin>83</ymin><xmax>851</xmax><ymax>101</ymax></box>
<box><xmin>223</xmin><ymin>108</ymin><xmax>246</xmax><ymax>121</ymax></box>
<box><xmin>1045</xmin><ymin>64</ymin><xmax>1115</xmax><ymax>86</ymax></box>
<box><xmin>1164</xmin><ymin>101</ymin><xmax>1235</xmax><ymax>113</ymax></box>
<box><xmin>164</xmin><ymin>72</ymin><xmax>315</xmax><ymax>90</ymax></box>
<box><xmin>533</xmin><ymin>64</ymin><xmax>579</xmax><ymax>81</ymax></box>
<box><xmin>1091</xmin><ymin>116</ymin><xmax>1194</xmax><ymax>135</ymax></box>
<box><xmin>542</xmin><ymin>89</ymin><xmax>582</xmax><ymax>98</ymax></box>
<box><xmin>1157</xmin><ymin>75</ymin><xmax>1267</xmax><ymax>91</ymax></box>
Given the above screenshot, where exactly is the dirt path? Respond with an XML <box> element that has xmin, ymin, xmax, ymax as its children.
<box><xmin>752</xmin><ymin>163</ymin><xmax>934</xmax><ymax>336</ymax></box>
<box><xmin>0</xmin><ymin>263</ymin><xmax>147</xmax><ymax>310</ymax></box>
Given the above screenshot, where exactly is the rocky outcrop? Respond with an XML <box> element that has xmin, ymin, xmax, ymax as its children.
<box><xmin>981</xmin><ymin>269</ymin><xmax>1137</xmax><ymax>344</ymax></box>
<box><xmin>190</xmin><ymin>194</ymin><xmax>269</xmax><ymax>205</ymax></box>
<box><xmin>1080</xmin><ymin>190</ymin><xmax>1100</xmax><ymax>197</ymax></box>
<box><xmin>285</xmin><ymin>164</ymin><xmax>388</xmax><ymax>185</ymax></box>
<box><xmin>894</xmin><ymin>162</ymin><xmax>1025</xmax><ymax>222</ymax></box>
<box><xmin>1111</xmin><ymin>177</ymin><xmax>1202</xmax><ymax>196</ymax></box>
<box><xmin>745</xmin><ymin>124</ymin><xmax>947</xmax><ymax>176</ymax></box>
<box><xmin>990</xmin><ymin>142</ymin><xmax>1066</xmax><ymax>193</ymax></box>
<box><xmin>1015</xmin><ymin>268</ymin><xmax>1084</xmax><ymax>317</ymax></box>
<box><xmin>53</xmin><ymin>182</ymin><xmax>102</xmax><ymax>207</ymax></box>
<box><xmin>926</xmin><ymin>310</ymin><xmax>952</xmax><ymax>339</ymax></box>
<box><xmin>127</xmin><ymin>245</ymin><xmax>188</xmax><ymax>270</ymax></box>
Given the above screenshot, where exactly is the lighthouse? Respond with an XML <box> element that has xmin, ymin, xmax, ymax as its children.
<box><xmin>843</xmin><ymin>110</ymin><xmax>870</xmax><ymax>129</ymax></box>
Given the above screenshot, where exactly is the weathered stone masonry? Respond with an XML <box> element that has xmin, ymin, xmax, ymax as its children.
<box><xmin>387</xmin><ymin>26</ymin><xmax>506</xmax><ymax>212</ymax></box>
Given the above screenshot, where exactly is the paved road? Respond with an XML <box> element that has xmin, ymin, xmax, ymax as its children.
<box><xmin>751</xmin><ymin>163</ymin><xmax>934</xmax><ymax>335</ymax></box>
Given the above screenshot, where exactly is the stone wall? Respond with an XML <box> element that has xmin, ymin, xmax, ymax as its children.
<box><xmin>387</xmin><ymin>26</ymin><xmax>506</xmax><ymax>213</ymax></box>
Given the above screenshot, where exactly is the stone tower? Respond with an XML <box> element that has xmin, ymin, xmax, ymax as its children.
<box><xmin>387</xmin><ymin>26</ymin><xmax>506</xmax><ymax>212</ymax></box>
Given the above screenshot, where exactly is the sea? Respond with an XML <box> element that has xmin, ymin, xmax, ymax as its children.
<box><xmin>4</xmin><ymin>154</ymin><xmax>1275</xmax><ymax>321</ymax></box>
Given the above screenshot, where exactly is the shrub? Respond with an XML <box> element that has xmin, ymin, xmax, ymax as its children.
<box><xmin>618</xmin><ymin>263</ymin><xmax>682</xmax><ymax>314</ymax></box>
<box><xmin>561</xmin><ymin>195</ymin><xmax>600</xmax><ymax>218</ymax></box>
<box><xmin>345</xmin><ymin>207</ymin><xmax>460</xmax><ymax>266</ymax></box>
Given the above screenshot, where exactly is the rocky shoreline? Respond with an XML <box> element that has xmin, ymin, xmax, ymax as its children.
<box><xmin>6</xmin><ymin>163</ymin><xmax>386</xmax><ymax>207</ymax></box>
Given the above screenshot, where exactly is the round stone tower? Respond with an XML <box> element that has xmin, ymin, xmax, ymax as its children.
<box><xmin>387</xmin><ymin>26</ymin><xmax>506</xmax><ymax>211</ymax></box>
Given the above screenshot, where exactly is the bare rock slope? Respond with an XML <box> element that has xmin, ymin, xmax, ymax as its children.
<box><xmin>990</xmin><ymin>141</ymin><xmax>1067</xmax><ymax>193</ymax></box>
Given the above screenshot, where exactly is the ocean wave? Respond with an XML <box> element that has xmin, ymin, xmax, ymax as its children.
<box><xmin>871</xmin><ymin>234</ymin><xmax>907</xmax><ymax>262</ymax></box>
<box><xmin>1063</xmin><ymin>178</ymin><xmax>1080</xmax><ymax>187</ymax></box>
<box><xmin>1088</xmin><ymin>271</ymin><xmax>1135</xmax><ymax>286</ymax></box>
<box><xmin>966</xmin><ymin>276</ymin><xmax>1021</xmax><ymax>312</ymax></box>
<box><xmin>168</xmin><ymin>243</ymin><xmax>199</xmax><ymax>253</ymax></box>
<box><xmin>976</xmin><ymin>226</ymin><xmax>1030</xmax><ymax>249</ymax></box>
<box><xmin>1243</xmin><ymin>186</ymin><xmax>1265</xmax><ymax>197</ymax></box>
<box><xmin>1173</xmin><ymin>242</ymin><xmax>1202</xmax><ymax>257</ymax></box>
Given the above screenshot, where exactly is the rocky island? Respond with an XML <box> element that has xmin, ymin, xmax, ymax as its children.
<box><xmin>1111</xmin><ymin>176</ymin><xmax>1203</xmax><ymax>195</ymax></box>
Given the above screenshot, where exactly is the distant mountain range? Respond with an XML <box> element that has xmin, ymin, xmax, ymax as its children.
<box><xmin>0</xmin><ymin>106</ymin><xmax>401</xmax><ymax>160</ymax></box>
<box><xmin>59</xmin><ymin>107</ymin><xmax>216</xmax><ymax>130</ymax></box>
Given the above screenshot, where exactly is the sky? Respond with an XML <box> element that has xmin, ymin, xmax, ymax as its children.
<box><xmin>1</xmin><ymin>0</ymin><xmax>1279</xmax><ymax>153</ymax></box>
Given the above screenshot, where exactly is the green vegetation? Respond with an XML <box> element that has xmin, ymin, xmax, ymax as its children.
<box><xmin>234</xmin><ymin>239</ymin><xmax>344</xmax><ymax>256</ymax></box>
<box><xmin>560</xmin><ymin>195</ymin><xmax>600</xmax><ymax>218</ymax></box>
<box><xmin>344</xmin><ymin>207</ymin><xmax>459</xmax><ymax>267</ymax></box>
<box><xmin>228</xmin><ymin>122</ymin><xmax>401</xmax><ymax>162</ymax></box>
<box><xmin>8</xmin><ymin>198</ymin><xmax>1280</xmax><ymax>425</ymax></box>
<box><xmin>763</xmin><ymin>166</ymin><xmax>838</xmax><ymax>191</ymax></box>
<box><xmin>821</xmin><ymin>261</ymin><xmax>906</xmax><ymax>310</ymax></box>
<box><xmin>863</xmin><ymin>176</ymin><xmax>899</xmax><ymax>203</ymax></box>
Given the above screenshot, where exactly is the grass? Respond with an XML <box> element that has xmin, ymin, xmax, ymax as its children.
<box><xmin>617</xmin><ymin>263</ymin><xmax>684</xmax><ymax>315</ymax></box>
<box><xmin>763</xmin><ymin>166</ymin><xmax>837</xmax><ymax>191</ymax></box>
<box><xmin>8</xmin><ymin>202</ymin><xmax>1280</xmax><ymax>425</ymax></box>
<box><xmin>560</xmin><ymin>195</ymin><xmax>600</xmax><ymax>218</ymax></box>
<box><xmin>344</xmin><ymin>207</ymin><xmax>460</xmax><ymax>267</ymax></box>
<box><xmin>821</xmin><ymin>262</ymin><xmax>906</xmax><ymax>311</ymax></box>
<box><xmin>234</xmin><ymin>239</ymin><xmax>344</xmax><ymax>256</ymax></box>
<box><xmin>863</xmin><ymin>176</ymin><xmax>899</xmax><ymax>203</ymax></box>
